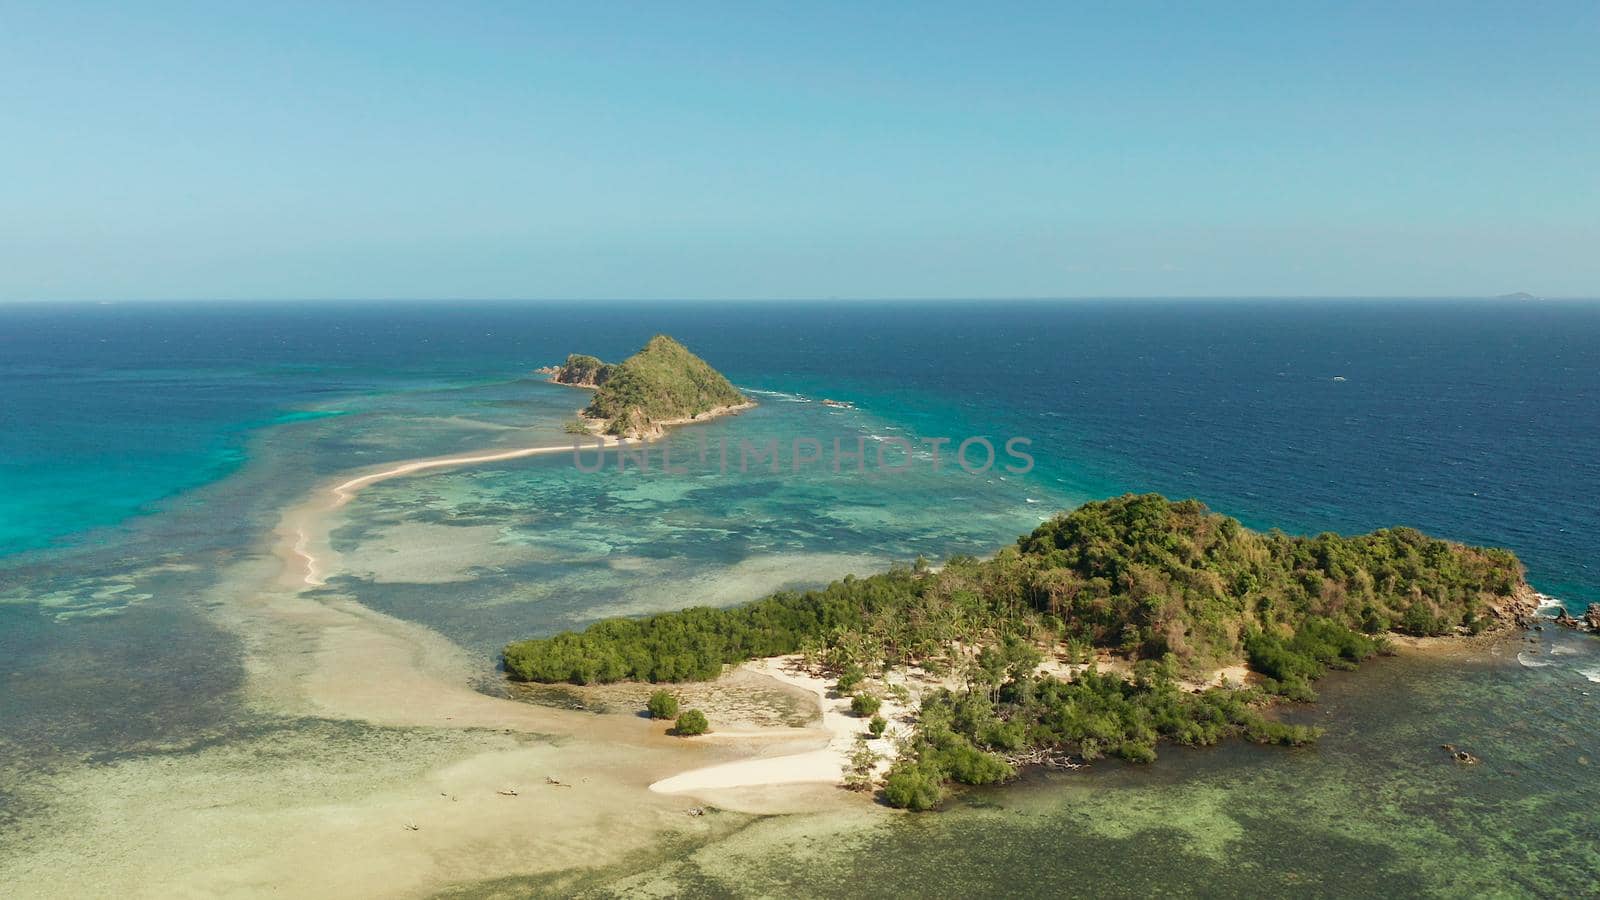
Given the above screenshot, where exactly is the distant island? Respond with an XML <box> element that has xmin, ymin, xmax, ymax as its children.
<box><xmin>537</xmin><ymin>335</ymin><xmax>752</xmax><ymax>439</ymax></box>
<box><xmin>1494</xmin><ymin>292</ymin><xmax>1541</xmax><ymax>301</ymax></box>
<box><xmin>504</xmin><ymin>494</ymin><xmax>1533</xmax><ymax>810</ymax></box>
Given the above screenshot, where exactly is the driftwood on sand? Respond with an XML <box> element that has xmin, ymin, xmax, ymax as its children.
<box><xmin>1003</xmin><ymin>748</ymin><xmax>1086</xmax><ymax>770</ymax></box>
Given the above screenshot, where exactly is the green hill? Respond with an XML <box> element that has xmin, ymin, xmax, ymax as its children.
<box><xmin>504</xmin><ymin>494</ymin><xmax>1526</xmax><ymax>687</ymax></box>
<box><xmin>583</xmin><ymin>335</ymin><xmax>747</xmax><ymax>437</ymax></box>
<box><xmin>503</xmin><ymin>494</ymin><xmax>1529</xmax><ymax>806</ymax></box>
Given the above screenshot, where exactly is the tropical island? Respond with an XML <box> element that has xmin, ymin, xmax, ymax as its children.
<box><xmin>504</xmin><ymin>494</ymin><xmax>1533</xmax><ymax>810</ymax></box>
<box><xmin>538</xmin><ymin>335</ymin><xmax>752</xmax><ymax>438</ymax></box>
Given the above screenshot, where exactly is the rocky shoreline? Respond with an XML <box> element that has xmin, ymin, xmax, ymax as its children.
<box><xmin>1551</xmin><ymin>602</ymin><xmax>1600</xmax><ymax>634</ymax></box>
<box><xmin>1494</xmin><ymin>583</ymin><xmax>1547</xmax><ymax>630</ymax></box>
<box><xmin>1504</xmin><ymin>583</ymin><xmax>1600</xmax><ymax>636</ymax></box>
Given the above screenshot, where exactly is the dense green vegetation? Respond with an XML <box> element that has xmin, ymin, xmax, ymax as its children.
<box><xmin>503</xmin><ymin>569</ymin><xmax>925</xmax><ymax>684</ymax></box>
<box><xmin>582</xmin><ymin>335</ymin><xmax>746</xmax><ymax>436</ymax></box>
<box><xmin>672</xmin><ymin>709</ymin><xmax>710</xmax><ymax>736</ymax></box>
<box><xmin>882</xmin><ymin>762</ymin><xmax>946</xmax><ymax>811</ymax></box>
<box><xmin>551</xmin><ymin>353</ymin><xmax>614</xmax><ymax>386</ymax></box>
<box><xmin>503</xmin><ymin>494</ymin><xmax>1525</xmax><ymax>806</ymax></box>
<box><xmin>505</xmin><ymin>495</ymin><xmax>1521</xmax><ymax>687</ymax></box>
<box><xmin>1012</xmin><ymin>495</ymin><xmax>1521</xmax><ymax>668</ymax></box>
<box><xmin>881</xmin><ymin>649</ymin><xmax>1320</xmax><ymax>809</ymax></box>
<box><xmin>1243</xmin><ymin>618</ymin><xmax>1383</xmax><ymax>701</ymax></box>
<box><xmin>646</xmin><ymin>690</ymin><xmax>679</xmax><ymax>720</ymax></box>
<box><xmin>850</xmin><ymin>693</ymin><xmax>882</xmax><ymax>717</ymax></box>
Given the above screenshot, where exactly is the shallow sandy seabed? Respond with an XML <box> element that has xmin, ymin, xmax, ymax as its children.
<box><xmin>1</xmin><ymin>435</ymin><xmax>888</xmax><ymax>898</ymax></box>
<box><xmin>2</xmin><ymin>598</ymin><xmax>853</xmax><ymax>898</ymax></box>
<box><xmin>577</xmin><ymin>552</ymin><xmax>889</xmax><ymax>621</ymax></box>
<box><xmin>335</xmin><ymin>522</ymin><xmax>529</xmax><ymax>585</ymax></box>
<box><xmin>0</xmin><ymin>550</ymin><xmax>758</xmax><ymax>898</ymax></box>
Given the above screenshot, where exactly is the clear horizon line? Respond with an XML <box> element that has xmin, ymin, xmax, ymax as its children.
<box><xmin>4</xmin><ymin>294</ymin><xmax>1597</xmax><ymax>305</ymax></box>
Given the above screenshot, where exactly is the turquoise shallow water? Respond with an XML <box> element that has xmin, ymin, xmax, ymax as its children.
<box><xmin>2</xmin><ymin>299</ymin><xmax>1598</xmax><ymax>895</ymax></box>
<box><xmin>328</xmin><ymin>391</ymin><xmax>1060</xmax><ymax>654</ymax></box>
<box><xmin>5</xmin><ymin>299</ymin><xmax>1596</xmax><ymax>606</ymax></box>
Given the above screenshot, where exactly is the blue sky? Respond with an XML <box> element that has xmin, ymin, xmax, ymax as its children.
<box><xmin>2</xmin><ymin>1</ymin><xmax>1596</xmax><ymax>300</ymax></box>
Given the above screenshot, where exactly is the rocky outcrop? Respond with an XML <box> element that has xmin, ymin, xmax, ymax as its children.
<box><xmin>1483</xmin><ymin>586</ymin><xmax>1600</xmax><ymax>638</ymax></box>
<box><xmin>1546</xmin><ymin>601</ymin><xmax>1600</xmax><ymax>635</ymax></box>
<box><xmin>1487</xmin><ymin>584</ymin><xmax>1542</xmax><ymax>630</ymax></box>
<box><xmin>545</xmin><ymin>354</ymin><xmax>614</xmax><ymax>387</ymax></box>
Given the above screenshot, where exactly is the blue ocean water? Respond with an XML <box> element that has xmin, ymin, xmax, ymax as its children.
<box><xmin>3</xmin><ymin>299</ymin><xmax>1596</xmax><ymax>607</ymax></box>
<box><xmin>4</xmin><ymin>299</ymin><xmax>1599</xmax><ymax>896</ymax></box>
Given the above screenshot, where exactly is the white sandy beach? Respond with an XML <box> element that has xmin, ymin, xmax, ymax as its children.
<box><xmin>646</xmin><ymin>646</ymin><xmax>1259</xmax><ymax>800</ymax></box>
<box><xmin>649</xmin><ymin>655</ymin><xmax>913</xmax><ymax>795</ymax></box>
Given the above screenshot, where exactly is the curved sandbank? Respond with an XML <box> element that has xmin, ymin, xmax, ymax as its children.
<box><xmin>255</xmin><ymin>394</ymin><xmax>763</xmax><ymax>741</ymax></box>
<box><xmin>273</xmin><ymin>399</ymin><xmax>755</xmax><ymax>589</ymax></box>
<box><xmin>11</xmin><ymin>426</ymin><xmax>759</xmax><ymax>897</ymax></box>
<box><xmin>79</xmin><ymin>398</ymin><xmax>803</xmax><ymax>895</ymax></box>
<box><xmin>276</xmin><ymin>438</ymin><xmax>616</xmax><ymax>589</ymax></box>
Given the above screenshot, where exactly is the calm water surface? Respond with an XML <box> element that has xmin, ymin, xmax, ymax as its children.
<box><xmin>2</xmin><ymin>299</ymin><xmax>1597</xmax><ymax>895</ymax></box>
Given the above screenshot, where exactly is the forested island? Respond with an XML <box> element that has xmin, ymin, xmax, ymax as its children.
<box><xmin>538</xmin><ymin>335</ymin><xmax>750</xmax><ymax>438</ymax></box>
<box><xmin>504</xmin><ymin>494</ymin><xmax>1532</xmax><ymax>809</ymax></box>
